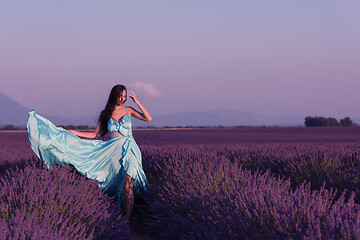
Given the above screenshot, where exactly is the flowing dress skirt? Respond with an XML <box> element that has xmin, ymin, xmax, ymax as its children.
<box><xmin>27</xmin><ymin>110</ymin><xmax>150</xmax><ymax>206</ymax></box>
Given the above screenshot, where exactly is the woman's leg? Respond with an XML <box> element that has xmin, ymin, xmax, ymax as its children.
<box><xmin>124</xmin><ymin>173</ymin><xmax>135</xmax><ymax>225</ymax></box>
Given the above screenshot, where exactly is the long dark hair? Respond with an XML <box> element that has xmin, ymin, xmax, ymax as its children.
<box><xmin>98</xmin><ymin>84</ymin><xmax>127</xmax><ymax>136</ymax></box>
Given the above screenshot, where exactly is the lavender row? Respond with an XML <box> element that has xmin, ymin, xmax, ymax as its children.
<box><xmin>141</xmin><ymin>143</ymin><xmax>360</xmax><ymax>203</ymax></box>
<box><xmin>217</xmin><ymin>143</ymin><xmax>360</xmax><ymax>202</ymax></box>
<box><xmin>0</xmin><ymin>158</ymin><xmax>131</xmax><ymax>240</ymax></box>
<box><xmin>134</xmin><ymin>145</ymin><xmax>360</xmax><ymax>239</ymax></box>
<box><xmin>143</xmin><ymin>143</ymin><xmax>360</xmax><ymax>202</ymax></box>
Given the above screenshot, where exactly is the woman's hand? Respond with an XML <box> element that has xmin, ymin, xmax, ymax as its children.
<box><xmin>68</xmin><ymin>130</ymin><xmax>76</xmax><ymax>135</ymax></box>
<box><xmin>129</xmin><ymin>91</ymin><xmax>138</xmax><ymax>103</ymax></box>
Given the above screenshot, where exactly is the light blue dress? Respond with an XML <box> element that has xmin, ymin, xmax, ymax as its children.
<box><xmin>27</xmin><ymin>108</ymin><xmax>150</xmax><ymax>206</ymax></box>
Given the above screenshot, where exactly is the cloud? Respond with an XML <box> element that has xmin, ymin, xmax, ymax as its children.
<box><xmin>131</xmin><ymin>81</ymin><xmax>162</xmax><ymax>98</ymax></box>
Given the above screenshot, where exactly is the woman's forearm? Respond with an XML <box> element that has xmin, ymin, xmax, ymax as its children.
<box><xmin>134</xmin><ymin>100</ymin><xmax>152</xmax><ymax>122</ymax></box>
<box><xmin>68</xmin><ymin>130</ymin><xmax>97</xmax><ymax>139</ymax></box>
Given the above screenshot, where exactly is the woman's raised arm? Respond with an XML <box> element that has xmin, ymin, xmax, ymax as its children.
<box><xmin>127</xmin><ymin>91</ymin><xmax>152</xmax><ymax>122</ymax></box>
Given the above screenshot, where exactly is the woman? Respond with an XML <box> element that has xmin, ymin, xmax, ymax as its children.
<box><xmin>27</xmin><ymin>84</ymin><xmax>152</xmax><ymax>226</ymax></box>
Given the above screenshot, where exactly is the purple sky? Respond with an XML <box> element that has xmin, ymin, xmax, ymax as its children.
<box><xmin>1</xmin><ymin>1</ymin><xmax>360</xmax><ymax>119</ymax></box>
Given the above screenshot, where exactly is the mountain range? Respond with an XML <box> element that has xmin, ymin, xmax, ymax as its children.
<box><xmin>0</xmin><ymin>93</ymin><xmax>98</xmax><ymax>127</ymax></box>
<box><xmin>1</xmin><ymin>92</ymin><xmax>344</xmax><ymax>128</ymax></box>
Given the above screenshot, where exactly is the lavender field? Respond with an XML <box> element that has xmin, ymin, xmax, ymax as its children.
<box><xmin>1</xmin><ymin>127</ymin><xmax>360</xmax><ymax>239</ymax></box>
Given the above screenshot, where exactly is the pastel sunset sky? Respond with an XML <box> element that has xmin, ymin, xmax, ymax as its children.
<box><xmin>1</xmin><ymin>1</ymin><xmax>359</xmax><ymax>119</ymax></box>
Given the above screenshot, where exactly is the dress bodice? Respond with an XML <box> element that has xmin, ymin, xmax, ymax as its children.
<box><xmin>108</xmin><ymin>113</ymin><xmax>132</xmax><ymax>138</ymax></box>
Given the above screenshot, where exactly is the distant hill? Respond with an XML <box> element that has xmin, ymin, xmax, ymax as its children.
<box><xmin>135</xmin><ymin>109</ymin><xmax>305</xmax><ymax>128</ymax></box>
<box><xmin>0</xmin><ymin>93</ymin><xmax>29</xmax><ymax>126</ymax></box>
<box><xmin>1</xmin><ymin>92</ymin><xmax>306</xmax><ymax>128</ymax></box>
<box><xmin>0</xmin><ymin>92</ymin><xmax>98</xmax><ymax>127</ymax></box>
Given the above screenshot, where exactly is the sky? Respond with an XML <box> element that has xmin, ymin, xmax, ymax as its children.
<box><xmin>1</xmin><ymin>1</ymin><xmax>360</xmax><ymax>119</ymax></box>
